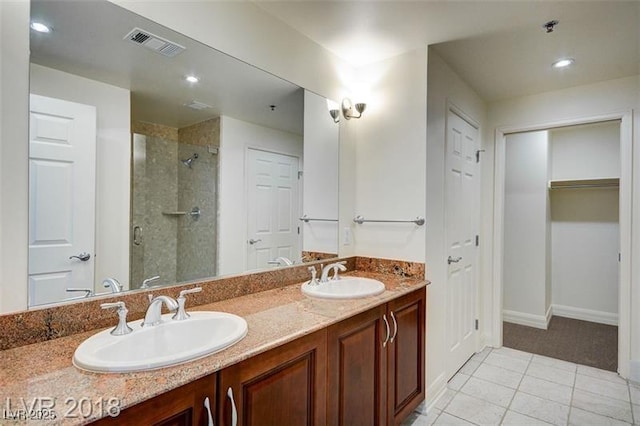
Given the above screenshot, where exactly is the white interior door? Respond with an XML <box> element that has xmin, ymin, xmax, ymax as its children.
<box><xmin>445</xmin><ymin>109</ymin><xmax>480</xmax><ymax>377</ymax></box>
<box><xmin>28</xmin><ymin>94</ymin><xmax>97</xmax><ymax>306</ymax></box>
<box><xmin>246</xmin><ymin>149</ymin><xmax>300</xmax><ymax>270</ymax></box>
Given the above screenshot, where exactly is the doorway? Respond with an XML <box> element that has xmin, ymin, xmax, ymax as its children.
<box><xmin>444</xmin><ymin>107</ymin><xmax>481</xmax><ymax>378</ymax></box>
<box><xmin>28</xmin><ymin>94</ymin><xmax>97</xmax><ymax>306</ymax></box>
<box><xmin>494</xmin><ymin>114</ymin><xmax>632</xmax><ymax>377</ymax></box>
<box><xmin>245</xmin><ymin>148</ymin><xmax>301</xmax><ymax>271</ymax></box>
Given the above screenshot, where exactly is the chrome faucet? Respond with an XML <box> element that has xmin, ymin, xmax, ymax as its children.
<box><xmin>320</xmin><ymin>261</ymin><xmax>347</xmax><ymax>283</ymax></box>
<box><xmin>141</xmin><ymin>275</ymin><xmax>160</xmax><ymax>289</ymax></box>
<box><xmin>142</xmin><ymin>295</ymin><xmax>178</xmax><ymax>327</ymax></box>
<box><xmin>102</xmin><ymin>278</ymin><xmax>122</xmax><ymax>293</ymax></box>
<box><xmin>267</xmin><ymin>256</ymin><xmax>294</xmax><ymax>266</ymax></box>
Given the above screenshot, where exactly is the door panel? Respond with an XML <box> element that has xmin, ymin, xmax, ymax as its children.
<box><xmin>28</xmin><ymin>94</ymin><xmax>96</xmax><ymax>306</ymax></box>
<box><xmin>445</xmin><ymin>110</ymin><xmax>479</xmax><ymax>377</ymax></box>
<box><xmin>219</xmin><ymin>330</ymin><xmax>327</xmax><ymax>426</ymax></box>
<box><xmin>246</xmin><ymin>149</ymin><xmax>299</xmax><ymax>270</ymax></box>
<box><xmin>327</xmin><ymin>304</ymin><xmax>387</xmax><ymax>425</ymax></box>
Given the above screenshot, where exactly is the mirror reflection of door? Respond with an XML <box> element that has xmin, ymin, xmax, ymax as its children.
<box><xmin>28</xmin><ymin>94</ymin><xmax>97</xmax><ymax>306</ymax></box>
<box><xmin>246</xmin><ymin>148</ymin><xmax>300</xmax><ymax>270</ymax></box>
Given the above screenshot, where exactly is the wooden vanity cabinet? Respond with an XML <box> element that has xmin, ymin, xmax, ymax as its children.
<box><xmin>218</xmin><ymin>329</ymin><xmax>327</xmax><ymax>426</ymax></box>
<box><xmin>89</xmin><ymin>288</ymin><xmax>424</xmax><ymax>426</ymax></box>
<box><xmin>327</xmin><ymin>288</ymin><xmax>425</xmax><ymax>425</ymax></box>
<box><xmin>91</xmin><ymin>373</ymin><xmax>216</xmax><ymax>426</ymax></box>
<box><xmin>387</xmin><ymin>289</ymin><xmax>426</xmax><ymax>424</ymax></box>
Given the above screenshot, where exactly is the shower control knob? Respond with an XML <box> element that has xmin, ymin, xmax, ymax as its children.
<box><xmin>69</xmin><ymin>252</ymin><xmax>91</xmax><ymax>261</ymax></box>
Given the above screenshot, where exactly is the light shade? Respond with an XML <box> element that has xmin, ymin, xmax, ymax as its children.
<box><xmin>185</xmin><ymin>75</ymin><xmax>199</xmax><ymax>83</ymax></box>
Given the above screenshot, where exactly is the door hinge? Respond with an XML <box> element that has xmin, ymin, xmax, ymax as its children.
<box><xmin>297</xmin><ymin>226</ymin><xmax>300</xmax><ymax>235</ymax></box>
<box><xmin>619</xmin><ymin>252</ymin><xmax>621</xmax><ymax>262</ymax></box>
<box><xmin>297</xmin><ymin>170</ymin><xmax>303</xmax><ymax>179</ymax></box>
<box><xmin>475</xmin><ymin>235</ymin><xmax>479</xmax><ymax>247</ymax></box>
<box><xmin>476</xmin><ymin>149</ymin><xmax>485</xmax><ymax>163</ymax></box>
<box><xmin>475</xmin><ymin>319</ymin><xmax>479</xmax><ymax>330</ymax></box>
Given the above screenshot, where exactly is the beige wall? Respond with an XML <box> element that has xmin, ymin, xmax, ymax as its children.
<box><xmin>352</xmin><ymin>48</ymin><xmax>428</xmax><ymax>263</ymax></box>
<box><xmin>0</xmin><ymin>0</ymin><xmax>30</xmax><ymax>313</ymax></box>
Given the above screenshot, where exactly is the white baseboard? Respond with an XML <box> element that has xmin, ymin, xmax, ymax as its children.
<box><xmin>425</xmin><ymin>372</ymin><xmax>447</xmax><ymax>413</ymax></box>
<box><xmin>551</xmin><ymin>304</ymin><xmax>618</xmax><ymax>326</ymax></box>
<box><xmin>503</xmin><ymin>309</ymin><xmax>548</xmax><ymax>329</ymax></box>
<box><xmin>629</xmin><ymin>360</ymin><xmax>640</xmax><ymax>384</ymax></box>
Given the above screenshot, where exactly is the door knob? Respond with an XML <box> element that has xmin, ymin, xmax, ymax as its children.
<box><xmin>69</xmin><ymin>252</ymin><xmax>91</xmax><ymax>261</ymax></box>
<box><xmin>248</xmin><ymin>238</ymin><xmax>262</xmax><ymax>245</ymax></box>
<box><xmin>447</xmin><ymin>256</ymin><xmax>462</xmax><ymax>265</ymax></box>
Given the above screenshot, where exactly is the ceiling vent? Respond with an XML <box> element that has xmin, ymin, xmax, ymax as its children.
<box><xmin>184</xmin><ymin>100</ymin><xmax>213</xmax><ymax>111</ymax></box>
<box><xmin>124</xmin><ymin>28</ymin><xmax>185</xmax><ymax>57</ymax></box>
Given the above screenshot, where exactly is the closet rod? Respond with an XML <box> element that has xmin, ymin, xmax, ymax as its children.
<box><xmin>548</xmin><ymin>177</ymin><xmax>619</xmax><ymax>190</ymax></box>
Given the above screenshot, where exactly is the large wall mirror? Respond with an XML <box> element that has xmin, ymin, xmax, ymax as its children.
<box><xmin>27</xmin><ymin>0</ymin><xmax>339</xmax><ymax>307</ymax></box>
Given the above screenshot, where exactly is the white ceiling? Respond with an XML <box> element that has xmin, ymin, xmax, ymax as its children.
<box><xmin>30</xmin><ymin>0</ymin><xmax>304</xmax><ymax>133</ymax></box>
<box><xmin>256</xmin><ymin>1</ymin><xmax>640</xmax><ymax>101</ymax></box>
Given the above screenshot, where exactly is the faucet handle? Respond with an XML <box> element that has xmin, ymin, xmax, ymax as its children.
<box><xmin>307</xmin><ymin>266</ymin><xmax>319</xmax><ymax>286</ymax></box>
<box><xmin>141</xmin><ymin>275</ymin><xmax>160</xmax><ymax>289</ymax></box>
<box><xmin>173</xmin><ymin>287</ymin><xmax>202</xmax><ymax>321</ymax></box>
<box><xmin>179</xmin><ymin>287</ymin><xmax>202</xmax><ymax>298</ymax></box>
<box><xmin>331</xmin><ymin>262</ymin><xmax>347</xmax><ymax>280</ymax></box>
<box><xmin>66</xmin><ymin>288</ymin><xmax>93</xmax><ymax>298</ymax></box>
<box><xmin>101</xmin><ymin>301</ymin><xmax>133</xmax><ymax>336</ymax></box>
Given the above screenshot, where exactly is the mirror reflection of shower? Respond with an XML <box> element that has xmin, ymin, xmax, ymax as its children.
<box><xmin>181</xmin><ymin>153</ymin><xmax>199</xmax><ymax>168</ymax></box>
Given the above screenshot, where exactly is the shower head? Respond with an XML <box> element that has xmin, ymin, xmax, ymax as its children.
<box><xmin>181</xmin><ymin>153</ymin><xmax>199</xmax><ymax>168</ymax></box>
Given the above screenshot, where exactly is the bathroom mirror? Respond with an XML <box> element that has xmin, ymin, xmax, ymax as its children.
<box><xmin>26</xmin><ymin>0</ymin><xmax>339</xmax><ymax>307</ymax></box>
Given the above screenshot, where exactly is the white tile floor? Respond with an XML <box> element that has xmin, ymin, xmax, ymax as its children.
<box><xmin>404</xmin><ymin>347</ymin><xmax>640</xmax><ymax>426</ymax></box>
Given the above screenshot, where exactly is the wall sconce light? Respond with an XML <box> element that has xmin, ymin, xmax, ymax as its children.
<box><xmin>329</xmin><ymin>109</ymin><xmax>340</xmax><ymax>123</ymax></box>
<box><xmin>341</xmin><ymin>98</ymin><xmax>366</xmax><ymax>120</ymax></box>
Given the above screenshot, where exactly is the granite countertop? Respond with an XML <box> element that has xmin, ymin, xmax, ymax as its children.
<box><xmin>0</xmin><ymin>271</ymin><xmax>426</xmax><ymax>425</ymax></box>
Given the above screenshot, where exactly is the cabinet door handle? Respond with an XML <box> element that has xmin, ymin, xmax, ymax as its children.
<box><xmin>227</xmin><ymin>387</ymin><xmax>238</xmax><ymax>426</ymax></box>
<box><xmin>203</xmin><ymin>396</ymin><xmax>214</xmax><ymax>426</ymax></box>
<box><xmin>390</xmin><ymin>311</ymin><xmax>398</xmax><ymax>343</ymax></box>
<box><xmin>382</xmin><ymin>314</ymin><xmax>390</xmax><ymax>348</ymax></box>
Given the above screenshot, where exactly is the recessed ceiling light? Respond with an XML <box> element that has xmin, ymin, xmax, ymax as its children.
<box><xmin>30</xmin><ymin>22</ymin><xmax>51</xmax><ymax>33</ymax></box>
<box><xmin>185</xmin><ymin>75</ymin><xmax>199</xmax><ymax>83</ymax></box>
<box><xmin>552</xmin><ymin>58</ymin><xmax>575</xmax><ymax>69</ymax></box>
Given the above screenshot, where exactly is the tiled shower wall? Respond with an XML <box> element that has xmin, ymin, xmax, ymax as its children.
<box><xmin>131</xmin><ymin>118</ymin><xmax>219</xmax><ymax>289</ymax></box>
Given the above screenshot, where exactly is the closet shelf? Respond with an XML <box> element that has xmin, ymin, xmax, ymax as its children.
<box><xmin>548</xmin><ymin>177</ymin><xmax>619</xmax><ymax>190</ymax></box>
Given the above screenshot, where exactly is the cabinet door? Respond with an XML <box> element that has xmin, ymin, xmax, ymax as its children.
<box><xmin>91</xmin><ymin>373</ymin><xmax>216</xmax><ymax>426</ymax></box>
<box><xmin>219</xmin><ymin>329</ymin><xmax>327</xmax><ymax>426</ymax></box>
<box><xmin>387</xmin><ymin>288</ymin><xmax>426</xmax><ymax>425</ymax></box>
<box><xmin>327</xmin><ymin>304</ymin><xmax>388</xmax><ymax>426</ymax></box>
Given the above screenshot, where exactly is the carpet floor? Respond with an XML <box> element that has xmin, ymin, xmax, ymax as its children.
<box><xmin>503</xmin><ymin>316</ymin><xmax>617</xmax><ymax>372</ymax></box>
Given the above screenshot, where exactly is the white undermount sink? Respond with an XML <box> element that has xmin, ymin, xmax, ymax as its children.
<box><xmin>301</xmin><ymin>277</ymin><xmax>385</xmax><ymax>299</ymax></box>
<box><xmin>73</xmin><ymin>311</ymin><xmax>248</xmax><ymax>373</ymax></box>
